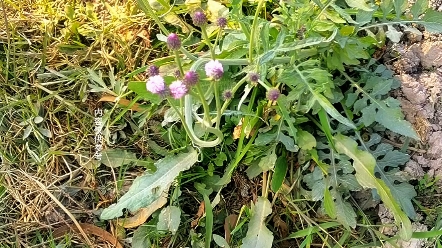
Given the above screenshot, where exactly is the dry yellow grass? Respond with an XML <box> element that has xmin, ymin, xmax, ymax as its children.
<box><xmin>0</xmin><ymin>0</ymin><xmax>155</xmax><ymax>246</ymax></box>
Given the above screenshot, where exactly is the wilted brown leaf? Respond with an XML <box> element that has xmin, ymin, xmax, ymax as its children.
<box><xmin>52</xmin><ymin>223</ymin><xmax>123</xmax><ymax>248</ymax></box>
<box><xmin>99</xmin><ymin>95</ymin><xmax>144</xmax><ymax>112</ymax></box>
<box><xmin>116</xmin><ymin>193</ymin><xmax>168</xmax><ymax>228</ymax></box>
<box><xmin>233</xmin><ymin>118</ymin><xmax>244</xmax><ymax>140</ymax></box>
<box><xmin>191</xmin><ymin>201</ymin><xmax>205</xmax><ymax>228</ymax></box>
<box><xmin>224</xmin><ymin>214</ymin><xmax>238</xmax><ymax>243</ymax></box>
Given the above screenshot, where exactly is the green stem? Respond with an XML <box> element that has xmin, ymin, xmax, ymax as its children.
<box><xmin>174</xmin><ymin>51</ymin><xmax>185</xmax><ymax>76</ymax></box>
<box><xmin>249</xmin><ymin>0</ymin><xmax>266</xmax><ymax>63</ymax></box>
<box><xmin>257</xmin><ymin>79</ymin><xmax>271</xmax><ymax>91</ymax></box>
<box><xmin>359</xmin><ymin>20</ymin><xmax>426</xmax><ymax>31</ymax></box>
<box><xmin>195</xmin><ymin>84</ymin><xmax>212</xmax><ymax>126</ymax></box>
<box><xmin>213</xmin><ymin>29</ymin><xmax>222</xmax><ymax>54</ymax></box>
<box><xmin>167</xmin><ymin>99</ymin><xmax>195</xmax><ymax>143</ymax></box>
<box><xmin>214</xmin><ymin>82</ymin><xmax>221</xmax><ymax>129</ymax></box>
<box><xmin>201</xmin><ymin>26</ymin><xmax>216</xmax><ymax>59</ymax></box>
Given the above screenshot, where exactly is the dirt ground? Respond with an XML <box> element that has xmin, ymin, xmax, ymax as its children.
<box><xmin>378</xmin><ymin>1</ymin><xmax>442</xmax><ymax>247</ymax></box>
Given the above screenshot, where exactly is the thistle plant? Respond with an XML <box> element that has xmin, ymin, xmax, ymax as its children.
<box><xmin>109</xmin><ymin>0</ymin><xmax>442</xmax><ymax>246</ymax></box>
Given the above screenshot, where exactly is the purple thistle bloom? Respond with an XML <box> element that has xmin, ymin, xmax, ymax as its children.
<box><xmin>169</xmin><ymin>80</ymin><xmax>188</xmax><ymax>99</ymax></box>
<box><xmin>192</xmin><ymin>11</ymin><xmax>207</xmax><ymax>27</ymax></box>
<box><xmin>222</xmin><ymin>89</ymin><xmax>233</xmax><ymax>100</ymax></box>
<box><xmin>146</xmin><ymin>75</ymin><xmax>166</xmax><ymax>95</ymax></box>
<box><xmin>147</xmin><ymin>65</ymin><xmax>159</xmax><ymax>76</ymax></box>
<box><xmin>167</xmin><ymin>33</ymin><xmax>181</xmax><ymax>51</ymax></box>
<box><xmin>267</xmin><ymin>88</ymin><xmax>280</xmax><ymax>101</ymax></box>
<box><xmin>249</xmin><ymin>72</ymin><xmax>259</xmax><ymax>82</ymax></box>
<box><xmin>217</xmin><ymin>17</ymin><xmax>227</xmax><ymax>29</ymax></box>
<box><xmin>183</xmin><ymin>71</ymin><xmax>199</xmax><ymax>86</ymax></box>
<box><xmin>205</xmin><ymin>60</ymin><xmax>224</xmax><ymax>81</ymax></box>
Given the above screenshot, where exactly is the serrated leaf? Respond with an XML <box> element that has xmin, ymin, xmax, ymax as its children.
<box><xmin>345</xmin><ymin>0</ymin><xmax>373</xmax><ymax>11</ymax></box>
<box><xmin>385</xmin><ymin>25</ymin><xmax>402</xmax><ymax>43</ymax></box>
<box><xmin>349</xmin><ymin>74</ymin><xmax>418</xmax><ymax>139</ymax></box>
<box><xmin>101</xmin><ymin>149</ymin><xmax>137</xmax><ymax>168</ymax></box>
<box><xmin>100</xmin><ymin>150</ymin><xmax>198</xmax><ymax>219</ymax></box>
<box><xmin>241</xmin><ymin>197</ymin><xmax>273</xmax><ymax>248</ymax></box>
<box><xmin>411</xmin><ymin>0</ymin><xmax>428</xmax><ymax>19</ymax></box>
<box><xmin>422</xmin><ymin>9</ymin><xmax>442</xmax><ymax>33</ymax></box>
<box><xmin>335</xmin><ymin>194</ymin><xmax>357</xmax><ymax>228</ymax></box>
<box><xmin>334</xmin><ymin>134</ymin><xmax>412</xmax><ymax>240</ymax></box>
<box><xmin>303</xmin><ymin>167</ymin><xmax>326</xmax><ymax>201</ymax></box>
<box><xmin>277</xmin><ymin>30</ymin><xmax>337</xmax><ymax>52</ymax></box>
<box><xmin>271</xmin><ymin>156</ymin><xmax>287</xmax><ymax>192</ymax></box>
<box><xmin>157</xmin><ymin>206</ymin><xmax>181</xmax><ymax>234</ymax></box>
<box><xmin>277</xmin><ymin>96</ymin><xmax>297</xmax><ymax>139</ymax></box>
<box><xmin>376</xmin><ymin>100</ymin><xmax>419</xmax><ymax>139</ymax></box>
<box><xmin>365</xmin><ymin>135</ymin><xmax>417</xmax><ymax>219</ymax></box>
<box><xmin>297</xmin><ymin>130</ymin><xmax>316</xmax><ymax>150</ymax></box>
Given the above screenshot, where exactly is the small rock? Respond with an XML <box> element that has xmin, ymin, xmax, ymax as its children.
<box><xmin>428</xmin><ymin>131</ymin><xmax>442</xmax><ymax>158</ymax></box>
<box><xmin>419</xmin><ymin>41</ymin><xmax>442</xmax><ymax>69</ymax></box>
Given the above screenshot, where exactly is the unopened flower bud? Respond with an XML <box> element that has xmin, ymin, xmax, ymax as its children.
<box><xmin>192</xmin><ymin>11</ymin><xmax>207</xmax><ymax>27</ymax></box>
<box><xmin>267</xmin><ymin>88</ymin><xmax>280</xmax><ymax>101</ymax></box>
<box><xmin>222</xmin><ymin>90</ymin><xmax>233</xmax><ymax>100</ymax></box>
<box><xmin>147</xmin><ymin>65</ymin><xmax>159</xmax><ymax>76</ymax></box>
<box><xmin>167</xmin><ymin>33</ymin><xmax>181</xmax><ymax>51</ymax></box>
<box><xmin>183</xmin><ymin>71</ymin><xmax>199</xmax><ymax>86</ymax></box>
<box><xmin>217</xmin><ymin>17</ymin><xmax>227</xmax><ymax>29</ymax></box>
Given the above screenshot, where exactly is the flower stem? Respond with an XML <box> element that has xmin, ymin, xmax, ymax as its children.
<box><xmin>195</xmin><ymin>83</ymin><xmax>212</xmax><ymax>126</ymax></box>
<box><xmin>201</xmin><ymin>26</ymin><xmax>216</xmax><ymax>59</ymax></box>
<box><xmin>214</xmin><ymin>82</ymin><xmax>221</xmax><ymax>129</ymax></box>
<box><xmin>174</xmin><ymin>51</ymin><xmax>185</xmax><ymax>76</ymax></box>
<box><xmin>249</xmin><ymin>0</ymin><xmax>266</xmax><ymax>63</ymax></box>
<box><xmin>167</xmin><ymin>99</ymin><xmax>194</xmax><ymax>143</ymax></box>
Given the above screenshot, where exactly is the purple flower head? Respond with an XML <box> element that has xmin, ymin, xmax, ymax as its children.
<box><xmin>222</xmin><ymin>89</ymin><xmax>233</xmax><ymax>100</ymax></box>
<box><xmin>249</xmin><ymin>72</ymin><xmax>259</xmax><ymax>83</ymax></box>
<box><xmin>169</xmin><ymin>80</ymin><xmax>188</xmax><ymax>99</ymax></box>
<box><xmin>217</xmin><ymin>17</ymin><xmax>227</xmax><ymax>29</ymax></box>
<box><xmin>192</xmin><ymin>11</ymin><xmax>207</xmax><ymax>27</ymax></box>
<box><xmin>167</xmin><ymin>33</ymin><xmax>181</xmax><ymax>51</ymax></box>
<box><xmin>267</xmin><ymin>88</ymin><xmax>280</xmax><ymax>101</ymax></box>
<box><xmin>147</xmin><ymin>65</ymin><xmax>159</xmax><ymax>76</ymax></box>
<box><xmin>184</xmin><ymin>70</ymin><xmax>199</xmax><ymax>86</ymax></box>
<box><xmin>205</xmin><ymin>60</ymin><xmax>224</xmax><ymax>81</ymax></box>
<box><xmin>146</xmin><ymin>75</ymin><xmax>166</xmax><ymax>95</ymax></box>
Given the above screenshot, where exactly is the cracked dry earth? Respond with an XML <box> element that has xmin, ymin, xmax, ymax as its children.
<box><xmin>377</xmin><ymin>4</ymin><xmax>442</xmax><ymax>247</ymax></box>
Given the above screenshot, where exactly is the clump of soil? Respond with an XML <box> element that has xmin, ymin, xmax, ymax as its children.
<box><xmin>390</xmin><ymin>38</ymin><xmax>442</xmax><ymax>187</ymax></box>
